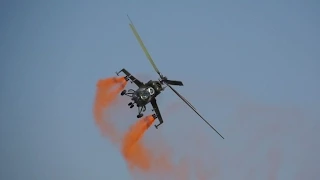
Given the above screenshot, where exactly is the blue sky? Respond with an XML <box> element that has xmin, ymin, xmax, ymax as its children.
<box><xmin>0</xmin><ymin>0</ymin><xmax>319</xmax><ymax>179</ymax></box>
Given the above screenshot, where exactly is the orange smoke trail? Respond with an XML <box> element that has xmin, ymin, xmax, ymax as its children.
<box><xmin>93</xmin><ymin>76</ymin><xmax>127</xmax><ymax>144</ymax></box>
<box><xmin>121</xmin><ymin>115</ymin><xmax>156</xmax><ymax>171</ymax></box>
<box><xmin>120</xmin><ymin>115</ymin><xmax>191</xmax><ymax>179</ymax></box>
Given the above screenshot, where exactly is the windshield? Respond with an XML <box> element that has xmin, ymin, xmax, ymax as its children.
<box><xmin>140</xmin><ymin>91</ymin><xmax>150</xmax><ymax>100</ymax></box>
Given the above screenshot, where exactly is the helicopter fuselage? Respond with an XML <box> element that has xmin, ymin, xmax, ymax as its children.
<box><xmin>131</xmin><ymin>80</ymin><xmax>163</xmax><ymax>107</ymax></box>
<box><xmin>119</xmin><ymin>78</ymin><xmax>164</xmax><ymax>118</ymax></box>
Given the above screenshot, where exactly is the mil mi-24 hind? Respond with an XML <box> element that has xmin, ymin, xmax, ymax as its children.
<box><xmin>115</xmin><ymin>15</ymin><xmax>224</xmax><ymax>139</ymax></box>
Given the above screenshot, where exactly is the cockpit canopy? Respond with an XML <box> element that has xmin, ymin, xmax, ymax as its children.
<box><xmin>140</xmin><ymin>90</ymin><xmax>150</xmax><ymax>100</ymax></box>
<box><xmin>135</xmin><ymin>87</ymin><xmax>155</xmax><ymax>101</ymax></box>
<box><xmin>146</xmin><ymin>87</ymin><xmax>155</xmax><ymax>95</ymax></box>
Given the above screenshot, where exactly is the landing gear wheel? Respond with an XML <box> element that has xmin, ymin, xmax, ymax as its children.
<box><xmin>121</xmin><ymin>90</ymin><xmax>126</xmax><ymax>96</ymax></box>
<box><xmin>128</xmin><ymin>102</ymin><xmax>133</xmax><ymax>106</ymax></box>
<box><xmin>130</xmin><ymin>104</ymin><xmax>134</xmax><ymax>108</ymax></box>
<box><xmin>137</xmin><ymin>114</ymin><xmax>143</xmax><ymax>118</ymax></box>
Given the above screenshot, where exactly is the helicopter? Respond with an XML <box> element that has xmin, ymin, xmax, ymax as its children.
<box><xmin>115</xmin><ymin>15</ymin><xmax>224</xmax><ymax>139</ymax></box>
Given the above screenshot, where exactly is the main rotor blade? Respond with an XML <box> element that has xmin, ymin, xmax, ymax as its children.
<box><xmin>166</xmin><ymin>84</ymin><xmax>224</xmax><ymax>139</ymax></box>
<box><xmin>165</xmin><ymin>83</ymin><xmax>196</xmax><ymax>110</ymax></box>
<box><xmin>163</xmin><ymin>79</ymin><xmax>184</xmax><ymax>86</ymax></box>
<box><xmin>127</xmin><ymin>14</ymin><xmax>161</xmax><ymax>76</ymax></box>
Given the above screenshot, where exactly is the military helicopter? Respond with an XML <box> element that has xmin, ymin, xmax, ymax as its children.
<box><xmin>115</xmin><ymin>15</ymin><xmax>224</xmax><ymax>139</ymax></box>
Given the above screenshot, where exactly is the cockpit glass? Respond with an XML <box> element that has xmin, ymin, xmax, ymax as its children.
<box><xmin>148</xmin><ymin>88</ymin><xmax>154</xmax><ymax>95</ymax></box>
<box><xmin>140</xmin><ymin>91</ymin><xmax>150</xmax><ymax>100</ymax></box>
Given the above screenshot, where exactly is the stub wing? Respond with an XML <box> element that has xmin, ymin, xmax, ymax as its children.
<box><xmin>116</xmin><ymin>68</ymin><xmax>144</xmax><ymax>87</ymax></box>
<box><xmin>150</xmin><ymin>98</ymin><xmax>163</xmax><ymax>129</ymax></box>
